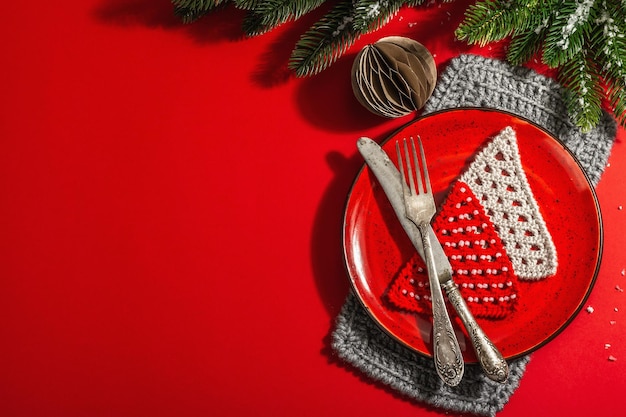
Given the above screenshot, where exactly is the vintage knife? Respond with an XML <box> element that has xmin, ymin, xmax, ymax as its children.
<box><xmin>357</xmin><ymin>136</ymin><xmax>509</xmax><ymax>383</ymax></box>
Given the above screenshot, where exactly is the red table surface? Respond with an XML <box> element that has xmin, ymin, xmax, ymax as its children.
<box><xmin>1</xmin><ymin>2</ymin><xmax>625</xmax><ymax>417</ymax></box>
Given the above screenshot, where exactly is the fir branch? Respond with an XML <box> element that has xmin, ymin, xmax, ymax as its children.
<box><xmin>592</xmin><ymin>1</ymin><xmax>626</xmax><ymax>80</ymax></box>
<box><xmin>351</xmin><ymin>0</ymin><xmax>420</xmax><ymax>34</ymax></box>
<box><xmin>542</xmin><ymin>0</ymin><xmax>597</xmax><ymax>67</ymax></box>
<box><xmin>232</xmin><ymin>0</ymin><xmax>261</xmax><ymax>8</ymax></box>
<box><xmin>174</xmin><ymin>7</ymin><xmax>207</xmax><ymax>23</ymax></box>
<box><xmin>288</xmin><ymin>1</ymin><xmax>360</xmax><ymax>77</ymax></box>
<box><xmin>506</xmin><ymin>24</ymin><xmax>547</xmax><ymax>65</ymax></box>
<box><xmin>558</xmin><ymin>50</ymin><xmax>604</xmax><ymax>132</ymax></box>
<box><xmin>593</xmin><ymin>1</ymin><xmax>626</xmax><ymax>127</ymax></box>
<box><xmin>232</xmin><ymin>0</ymin><xmax>266</xmax><ymax>34</ymax></box>
<box><xmin>352</xmin><ymin>0</ymin><xmax>434</xmax><ymax>32</ymax></box>
<box><xmin>505</xmin><ymin>3</ymin><xmax>554</xmax><ymax>65</ymax></box>
<box><xmin>173</xmin><ymin>0</ymin><xmax>225</xmax><ymax>9</ymax></box>
<box><xmin>456</xmin><ymin>0</ymin><xmax>542</xmax><ymax>46</ymax></box>
<box><xmin>240</xmin><ymin>0</ymin><xmax>326</xmax><ymax>36</ymax></box>
<box><xmin>173</xmin><ymin>0</ymin><xmax>226</xmax><ymax>23</ymax></box>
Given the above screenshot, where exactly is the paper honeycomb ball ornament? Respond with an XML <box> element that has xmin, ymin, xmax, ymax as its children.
<box><xmin>351</xmin><ymin>36</ymin><xmax>437</xmax><ymax>118</ymax></box>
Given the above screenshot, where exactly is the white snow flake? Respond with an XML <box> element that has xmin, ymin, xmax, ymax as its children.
<box><xmin>557</xmin><ymin>0</ymin><xmax>595</xmax><ymax>50</ymax></box>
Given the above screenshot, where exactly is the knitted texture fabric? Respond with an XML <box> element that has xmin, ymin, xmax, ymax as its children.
<box><xmin>334</xmin><ymin>293</ymin><xmax>531</xmax><ymax>416</ymax></box>
<box><xmin>332</xmin><ymin>54</ymin><xmax>617</xmax><ymax>417</ymax></box>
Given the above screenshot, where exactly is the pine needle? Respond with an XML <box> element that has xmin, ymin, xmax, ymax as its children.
<box><xmin>351</xmin><ymin>0</ymin><xmax>417</xmax><ymax>34</ymax></box>
<box><xmin>240</xmin><ymin>0</ymin><xmax>327</xmax><ymax>36</ymax></box>
<box><xmin>559</xmin><ymin>50</ymin><xmax>603</xmax><ymax>132</ymax></box>
<box><xmin>542</xmin><ymin>0</ymin><xmax>596</xmax><ymax>68</ymax></box>
<box><xmin>506</xmin><ymin>27</ymin><xmax>546</xmax><ymax>66</ymax></box>
<box><xmin>288</xmin><ymin>1</ymin><xmax>359</xmax><ymax>77</ymax></box>
<box><xmin>456</xmin><ymin>0</ymin><xmax>538</xmax><ymax>46</ymax></box>
<box><xmin>173</xmin><ymin>0</ymin><xmax>227</xmax><ymax>23</ymax></box>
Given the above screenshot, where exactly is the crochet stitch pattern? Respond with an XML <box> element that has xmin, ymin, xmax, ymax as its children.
<box><xmin>386</xmin><ymin>181</ymin><xmax>520</xmax><ymax>320</ymax></box>
<box><xmin>333</xmin><ymin>293</ymin><xmax>531</xmax><ymax>416</ymax></box>
<box><xmin>332</xmin><ymin>54</ymin><xmax>617</xmax><ymax>417</ymax></box>
<box><xmin>460</xmin><ymin>126</ymin><xmax>557</xmax><ymax>279</ymax></box>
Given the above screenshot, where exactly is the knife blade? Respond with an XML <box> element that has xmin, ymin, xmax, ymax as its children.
<box><xmin>357</xmin><ymin>136</ymin><xmax>509</xmax><ymax>383</ymax></box>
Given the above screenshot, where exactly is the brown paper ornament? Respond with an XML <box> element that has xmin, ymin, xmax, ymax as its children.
<box><xmin>351</xmin><ymin>36</ymin><xmax>437</xmax><ymax>118</ymax></box>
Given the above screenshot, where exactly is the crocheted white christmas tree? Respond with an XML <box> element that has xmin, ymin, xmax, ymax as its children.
<box><xmin>460</xmin><ymin>126</ymin><xmax>557</xmax><ymax>280</ymax></box>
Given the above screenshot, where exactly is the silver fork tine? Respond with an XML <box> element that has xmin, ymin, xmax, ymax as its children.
<box><xmin>396</xmin><ymin>141</ymin><xmax>408</xmax><ymax>194</ymax></box>
<box><xmin>402</xmin><ymin>139</ymin><xmax>417</xmax><ymax>196</ymax></box>
<box><xmin>408</xmin><ymin>137</ymin><xmax>424</xmax><ymax>195</ymax></box>
<box><xmin>397</xmin><ymin>140</ymin><xmax>414</xmax><ymax>199</ymax></box>
<box><xmin>416</xmin><ymin>137</ymin><xmax>431</xmax><ymax>194</ymax></box>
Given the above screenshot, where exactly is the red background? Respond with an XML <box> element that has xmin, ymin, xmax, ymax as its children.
<box><xmin>1</xmin><ymin>1</ymin><xmax>625</xmax><ymax>417</ymax></box>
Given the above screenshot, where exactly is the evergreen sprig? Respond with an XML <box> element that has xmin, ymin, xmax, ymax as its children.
<box><xmin>351</xmin><ymin>0</ymin><xmax>426</xmax><ymax>34</ymax></box>
<box><xmin>171</xmin><ymin>0</ymin><xmax>445</xmax><ymax>77</ymax></box>
<box><xmin>173</xmin><ymin>0</ymin><xmax>226</xmax><ymax>23</ymax></box>
<box><xmin>454</xmin><ymin>0</ymin><xmax>547</xmax><ymax>45</ymax></box>
<box><xmin>287</xmin><ymin>1</ymin><xmax>358</xmax><ymax>77</ymax></box>
<box><xmin>457</xmin><ymin>0</ymin><xmax>626</xmax><ymax>131</ymax></box>
<box><xmin>594</xmin><ymin>1</ymin><xmax>626</xmax><ymax>126</ymax></box>
<box><xmin>173</xmin><ymin>0</ymin><xmax>626</xmax><ymax>131</ymax></box>
<box><xmin>559</xmin><ymin>49</ymin><xmax>604</xmax><ymax>132</ymax></box>
<box><xmin>289</xmin><ymin>0</ymin><xmax>434</xmax><ymax>76</ymax></box>
<box><xmin>542</xmin><ymin>1</ymin><xmax>595</xmax><ymax>67</ymax></box>
<box><xmin>236</xmin><ymin>0</ymin><xmax>327</xmax><ymax>36</ymax></box>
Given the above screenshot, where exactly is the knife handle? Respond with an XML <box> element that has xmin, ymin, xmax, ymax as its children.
<box><xmin>442</xmin><ymin>281</ymin><xmax>509</xmax><ymax>383</ymax></box>
<box><xmin>419</xmin><ymin>224</ymin><xmax>464</xmax><ymax>387</ymax></box>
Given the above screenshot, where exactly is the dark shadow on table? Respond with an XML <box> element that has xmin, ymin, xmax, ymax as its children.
<box><xmin>294</xmin><ymin>53</ymin><xmax>392</xmax><ymax>132</ymax></box>
<box><xmin>92</xmin><ymin>0</ymin><xmax>247</xmax><ymax>44</ymax></box>
<box><xmin>309</xmin><ymin>151</ymin><xmax>362</xmax><ymax>321</ymax></box>
<box><xmin>249</xmin><ymin>6</ymin><xmax>330</xmax><ymax>88</ymax></box>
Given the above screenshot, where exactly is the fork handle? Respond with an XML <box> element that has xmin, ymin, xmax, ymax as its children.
<box><xmin>418</xmin><ymin>223</ymin><xmax>464</xmax><ymax>387</ymax></box>
<box><xmin>442</xmin><ymin>281</ymin><xmax>509</xmax><ymax>383</ymax></box>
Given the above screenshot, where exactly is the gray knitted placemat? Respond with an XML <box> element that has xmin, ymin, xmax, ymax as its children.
<box><xmin>332</xmin><ymin>54</ymin><xmax>617</xmax><ymax>416</ymax></box>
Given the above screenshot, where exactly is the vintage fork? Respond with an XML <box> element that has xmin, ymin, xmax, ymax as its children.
<box><xmin>396</xmin><ymin>137</ymin><xmax>464</xmax><ymax>386</ymax></box>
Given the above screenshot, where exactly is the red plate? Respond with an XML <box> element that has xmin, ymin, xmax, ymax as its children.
<box><xmin>343</xmin><ymin>108</ymin><xmax>602</xmax><ymax>362</ymax></box>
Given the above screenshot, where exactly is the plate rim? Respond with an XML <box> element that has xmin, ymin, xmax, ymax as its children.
<box><xmin>341</xmin><ymin>106</ymin><xmax>604</xmax><ymax>362</ymax></box>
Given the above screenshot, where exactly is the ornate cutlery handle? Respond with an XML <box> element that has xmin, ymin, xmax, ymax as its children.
<box><xmin>442</xmin><ymin>281</ymin><xmax>509</xmax><ymax>383</ymax></box>
<box><xmin>419</xmin><ymin>224</ymin><xmax>464</xmax><ymax>386</ymax></box>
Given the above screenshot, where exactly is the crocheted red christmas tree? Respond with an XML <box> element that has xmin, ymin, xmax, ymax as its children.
<box><xmin>386</xmin><ymin>180</ymin><xmax>519</xmax><ymax>320</ymax></box>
